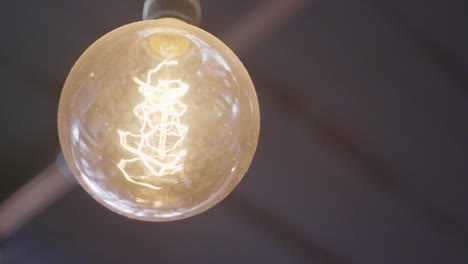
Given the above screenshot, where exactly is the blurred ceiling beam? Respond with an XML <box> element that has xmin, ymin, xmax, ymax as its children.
<box><xmin>221</xmin><ymin>0</ymin><xmax>309</xmax><ymax>55</ymax></box>
<box><xmin>362</xmin><ymin>0</ymin><xmax>468</xmax><ymax>90</ymax></box>
<box><xmin>0</xmin><ymin>161</ymin><xmax>73</xmax><ymax>240</ymax></box>
<box><xmin>226</xmin><ymin>193</ymin><xmax>350</xmax><ymax>264</ymax></box>
<box><xmin>251</xmin><ymin>68</ymin><xmax>468</xmax><ymax>247</ymax></box>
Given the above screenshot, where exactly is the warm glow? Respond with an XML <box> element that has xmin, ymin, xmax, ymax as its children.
<box><xmin>58</xmin><ymin>18</ymin><xmax>260</xmax><ymax>221</ymax></box>
<box><xmin>118</xmin><ymin>60</ymin><xmax>189</xmax><ymax>190</ymax></box>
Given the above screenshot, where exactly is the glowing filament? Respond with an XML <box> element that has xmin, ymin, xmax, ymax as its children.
<box><xmin>118</xmin><ymin>61</ymin><xmax>188</xmax><ymax>190</ymax></box>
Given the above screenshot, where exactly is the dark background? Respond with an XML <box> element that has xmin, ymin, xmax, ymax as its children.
<box><xmin>0</xmin><ymin>0</ymin><xmax>467</xmax><ymax>263</ymax></box>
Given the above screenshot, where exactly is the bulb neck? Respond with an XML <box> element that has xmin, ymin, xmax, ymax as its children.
<box><xmin>142</xmin><ymin>0</ymin><xmax>201</xmax><ymax>26</ymax></box>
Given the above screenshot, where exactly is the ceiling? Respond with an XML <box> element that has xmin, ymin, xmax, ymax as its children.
<box><xmin>0</xmin><ymin>0</ymin><xmax>467</xmax><ymax>263</ymax></box>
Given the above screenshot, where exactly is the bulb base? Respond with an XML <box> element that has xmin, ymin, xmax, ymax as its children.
<box><xmin>143</xmin><ymin>0</ymin><xmax>201</xmax><ymax>26</ymax></box>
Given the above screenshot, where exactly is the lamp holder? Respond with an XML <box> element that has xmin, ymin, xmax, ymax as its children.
<box><xmin>142</xmin><ymin>0</ymin><xmax>201</xmax><ymax>26</ymax></box>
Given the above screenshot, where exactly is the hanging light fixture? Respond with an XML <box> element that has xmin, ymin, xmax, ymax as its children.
<box><xmin>57</xmin><ymin>0</ymin><xmax>260</xmax><ymax>221</ymax></box>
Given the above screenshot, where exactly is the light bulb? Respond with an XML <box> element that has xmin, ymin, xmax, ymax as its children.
<box><xmin>58</xmin><ymin>18</ymin><xmax>260</xmax><ymax>221</ymax></box>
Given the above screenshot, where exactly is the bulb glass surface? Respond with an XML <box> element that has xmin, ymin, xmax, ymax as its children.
<box><xmin>58</xmin><ymin>18</ymin><xmax>260</xmax><ymax>221</ymax></box>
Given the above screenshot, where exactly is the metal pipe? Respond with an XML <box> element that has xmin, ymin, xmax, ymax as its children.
<box><xmin>0</xmin><ymin>154</ymin><xmax>75</xmax><ymax>240</ymax></box>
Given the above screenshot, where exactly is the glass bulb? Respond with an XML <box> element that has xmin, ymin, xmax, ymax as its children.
<box><xmin>58</xmin><ymin>18</ymin><xmax>260</xmax><ymax>221</ymax></box>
